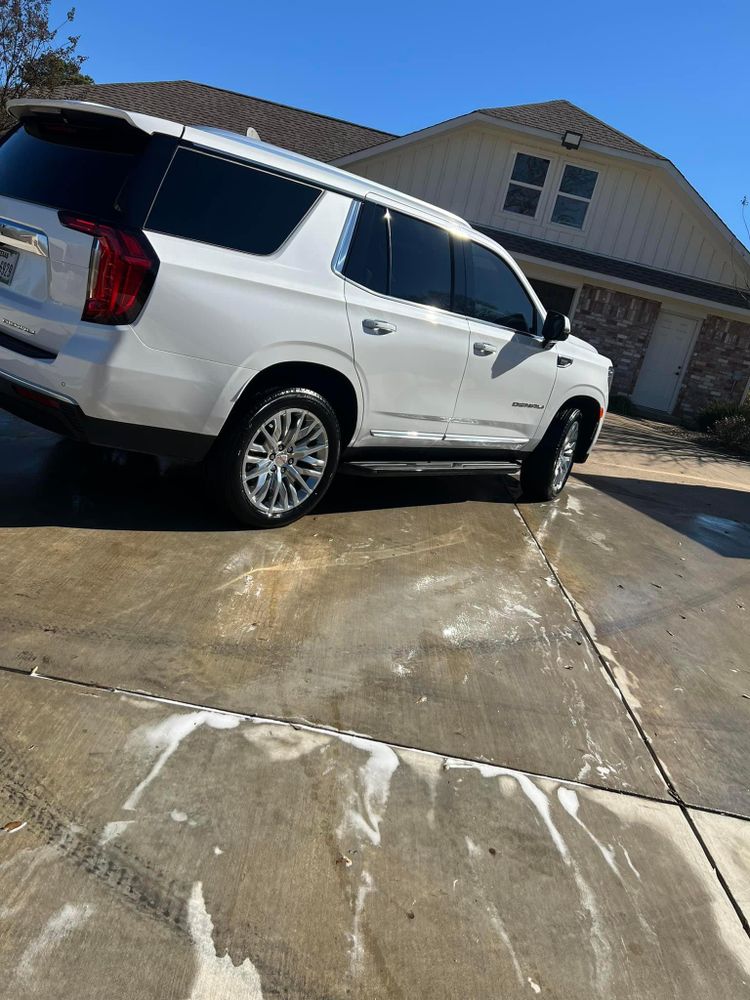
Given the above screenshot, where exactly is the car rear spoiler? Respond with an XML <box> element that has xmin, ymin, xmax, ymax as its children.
<box><xmin>7</xmin><ymin>98</ymin><xmax>185</xmax><ymax>138</ymax></box>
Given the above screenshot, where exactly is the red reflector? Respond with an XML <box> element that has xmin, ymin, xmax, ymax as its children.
<box><xmin>58</xmin><ymin>213</ymin><xmax>158</xmax><ymax>325</ymax></box>
<box><xmin>14</xmin><ymin>385</ymin><xmax>61</xmax><ymax>408</ymax></box>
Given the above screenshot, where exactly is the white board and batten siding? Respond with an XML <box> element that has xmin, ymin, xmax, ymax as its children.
<box><xmin>349</xmin><ymin>124</ymin><xmax>750</xmax><ymax>292</ymax></box>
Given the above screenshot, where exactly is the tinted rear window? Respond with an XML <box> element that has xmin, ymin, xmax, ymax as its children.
<box><xmin>343</xmin><ymin>203</ymin><xmax>454</xmax><ymax>310</ymax></box>
<box><xmin>389</xmin><ymin>210</ymin><xmax>452</xmax><ymax>310</ymax></box>
<box><xmin>146</xmin><ymin>148</ymin><xmax>322</xmax><ymax>255</ymax></box>
<box><xmin>0</xmin><ymin>118</ymin><xmax>146</xmax><ymax>218</ymax></box>
<box><xmin>342</xmin><ymin>201</ymin><xmax>388</xmax><ymax>294</ymax></box>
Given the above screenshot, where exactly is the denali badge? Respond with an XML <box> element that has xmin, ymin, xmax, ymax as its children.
<box><xmin>512</xmin><ymin>402</ymin><xmax>544</xmax><ymax>410</ymax></box>
<box><xmin>2</xmin><ymin>316</ymin><xmax>36</xmax><ymax>336</ymax></box>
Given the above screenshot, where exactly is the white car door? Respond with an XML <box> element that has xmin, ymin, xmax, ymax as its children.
<box><xmin>342</xmin><ymin>201</ymin><xmax>470</xmax><ymax>446</ymax></box>
<box><xmin>447</xmin><ymin>240</ymin><xmax>559</xmax><ymax>448</ymax></box>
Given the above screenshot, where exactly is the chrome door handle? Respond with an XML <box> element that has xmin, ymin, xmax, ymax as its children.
<box><xmin>363</xmin><ymin>318</ymin><xmax>397</xmax><ymax>335</ymax></box>
<box><xmin>557</xmin><ymin>356</ymin><xmax>573</xmax><ymax>368</ymax></box>
<box><xmin>473</xmin><ymin>341</ymin><xmax>497</xmax><ymax>356</ymax></box>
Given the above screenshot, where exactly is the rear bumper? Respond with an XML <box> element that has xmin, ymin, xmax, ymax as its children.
<box><xmin>0</xmin><ymin>369</ymin><xmax>214</xmax><ymax>460</ymax></box>
<box><xmin>0</xmin><ymin>317</ymin><xmax>259</xmax><ymax>458</ymax></box>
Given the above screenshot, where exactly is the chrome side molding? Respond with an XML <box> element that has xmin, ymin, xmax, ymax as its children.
<box><xmin>370</xmin><ymin>429</ymin><xmax>444</xmax><ymax>441</ymax></box>
<box><xmin>370</xmin><ymin>429</ymin><xmax>529</xmax><ymax>445</ymax></box>
<box><xmin>444</xmin><ymin>433</ymin><xmax>528</xmax><ymax>445</ymax></box>
<box><xmin>341</xmin><ymin>459</ymin><xmax>521</xmax><ymax>477</ymax></box>
<box><xmin>0</xmin><ymin>218</ymin><xmax>49</xmax><ymax>257</ymax></box>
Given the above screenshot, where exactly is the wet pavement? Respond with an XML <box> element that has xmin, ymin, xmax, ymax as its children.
<box><xmin>521</xmin><ymin>466</ymin><xmax>750</xmax><ymax>817</ymax></box>
<box><xmin>1</xmin><ymin>410</ymin><xmax>749</xmax><ymax>997</ymax></box>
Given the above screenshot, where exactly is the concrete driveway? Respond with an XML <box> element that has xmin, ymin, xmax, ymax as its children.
<box><xmin>0</xmin><ymin>411</ymin><xmax>748</xmax><ymax>998</ymax></box>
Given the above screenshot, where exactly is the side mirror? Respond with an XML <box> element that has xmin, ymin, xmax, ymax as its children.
<box><xmin>541</xmin><ymin>310</ymin><xmax>571</xmax><ymax>343</ymax></box>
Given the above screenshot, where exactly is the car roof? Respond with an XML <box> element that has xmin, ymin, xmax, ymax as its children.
<box><xmin>8</xmin><ymin>98</ymin><xmax>473</xmax><ymax>234</ymax></box>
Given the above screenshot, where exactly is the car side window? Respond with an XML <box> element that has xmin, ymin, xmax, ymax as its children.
<box><xmin>343</xmin><ymin>203</ymin><xmax>454</xmax><ymax>311</ymax></box>
<box><xmin>388</xmin><ymin>209</ymin><xmax>452</xmax><ymax>311</ymax></box>
<box><xmin>146</xmin><ymin>147</ymin><xmax>321</xmax><ymax>255</ymax></box>
<box><xmin>463</xmin><ymin>241</ymin><xmax>537</xmax><ymax>334</ymax></box>
<box><xmin>342</xmin><ymin>201</ymin><xmax>388</xmax><ymax>294</ymax></box>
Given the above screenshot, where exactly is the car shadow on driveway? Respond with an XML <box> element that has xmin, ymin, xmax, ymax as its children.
<box><xmin>576</xmin><ymin>473</ymin><xmax>750</xmax><ymax>559</ymax></box>
<box><xmin>0</xmin><ymin>438</ymin><xmax>233</xmax><ymax>531</ymax></box>
<box><xmin>319</xmin><ymin>471</ymin><xmax>516</xmax><ymax>515</ymax></box>
<box><xmin>0</xmin><ymin>433</ymin><xmax>517</xmax><ymax>531</ymax></box>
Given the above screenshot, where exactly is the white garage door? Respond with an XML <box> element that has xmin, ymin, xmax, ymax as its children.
<box><xmin>632</xmin><ymin>312</ymin><xmax>698</xmax><ymax>413</ymax></box>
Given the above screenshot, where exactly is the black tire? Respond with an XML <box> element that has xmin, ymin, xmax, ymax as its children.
<box><xmin>212</xmin><ymin>387</ymin><xmax>340</xmax><ymax>528</ymax></box>
<box><xmin>519</xmin><ymin>407</ymin><xmax>582</xmax><ymax>502</ymax></box>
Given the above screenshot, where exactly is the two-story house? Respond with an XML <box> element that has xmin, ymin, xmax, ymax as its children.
<box><xmin>336</xmin><ymin>101</ymin><xmax>750</xmax><ymax>419</ymax></box>
<box><xmin>50</xmin><ymin>82</ymin><xmax>750</xmax><ymax>419</ymax></box>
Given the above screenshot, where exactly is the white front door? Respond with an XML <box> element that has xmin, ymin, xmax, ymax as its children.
<box><xmin>448</xmin><ymin>324</ymin><xmax>558</xmax><ymax>445</ymax></box>
<box><xmin>447</xmin><ymin>239</ymin><xmax>558</xmax><ymax>446</ymax></box>
<box><xmin>632</xmin><ymin>312</ymin><xmax>698</xmax><ymax>413</ymax></box>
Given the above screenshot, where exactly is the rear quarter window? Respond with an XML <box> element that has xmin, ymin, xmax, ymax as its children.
<box><xmin>146</xmin><ymin>148</ymin><xmax>322</xmax><ymax>255</ymax></box>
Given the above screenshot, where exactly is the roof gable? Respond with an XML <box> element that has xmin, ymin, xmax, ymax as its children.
<box><xmin>336</xmin><ymin>102</ymin><xmax>748</xmax><ymax>269</ymax></box>
<box><xmin>479</xmin><ymin>100</ymin><xmax>662</xmax><ymax>160</ymax></box>
<box><xmin>47</xmin><ymin>80</ymin><xmax>396</xmax><ymax>162</ymax></box>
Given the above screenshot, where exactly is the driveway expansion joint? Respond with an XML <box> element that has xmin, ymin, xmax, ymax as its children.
<box><xmin>4</xmin><ymin>662</ymin><xmax>750</xmax><ymax>827</ymax></box>
<box><xmin>0</xmin><ymin>660</ymin><xmax>699</xmax><ymax>811</ymax></box>
<box><xmin>514</xmin><ymin>499</ymin><xmax>750</xmax><ymax>940</ymax></box>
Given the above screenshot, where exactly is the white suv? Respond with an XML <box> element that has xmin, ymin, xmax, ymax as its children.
<box><xmin>0</xmin><ymin>98</ymin><xmax>612</xmax><ymax>527</ymax></box>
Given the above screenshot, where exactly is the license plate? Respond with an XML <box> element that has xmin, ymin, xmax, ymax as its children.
<box><xmin>0</xmin><ymin>246</ymin><xmax>19</xmax><ymax>285</ymax></box>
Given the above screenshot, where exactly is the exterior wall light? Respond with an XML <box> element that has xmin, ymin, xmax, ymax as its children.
<box><xmin>562</xmin><ymin>131</ymin><xmax>582</xmax><ymax>150</ymax></box>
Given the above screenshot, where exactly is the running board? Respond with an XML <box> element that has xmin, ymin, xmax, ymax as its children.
<box><xmin>340</xmin><ymin>460</ymin><xmax>521</xmax><ymax>477</ymax></box>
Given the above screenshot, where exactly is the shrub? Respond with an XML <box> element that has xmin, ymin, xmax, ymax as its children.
<box><xmin>712</xmin><ymin>413</ymin><xmax>750</xmax><ymax>456</ymax></box>
<box><xmin>696</xmin><ymin>401</ymin><xmax>750</xmax><ymax>432</ymax></box>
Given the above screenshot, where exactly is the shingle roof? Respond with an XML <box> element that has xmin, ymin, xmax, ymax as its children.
<box><xmin>478</xmin><ymin>225</ymin><xmax>749</xmax><ymax>312</ymax></box>
<box><xmin>479</xmin><ymin>100</ymin><xmax>663</xmax><ymax>160</ymax></box>
<box><xmin>48</xmin><ymin>80</ymin><xmax>396</xmax><ymax>162</ymax></box>
<box><xmin>47</xmin><ymin>86</ymin><xmax>659</xmax><ymax>165</ymax></box>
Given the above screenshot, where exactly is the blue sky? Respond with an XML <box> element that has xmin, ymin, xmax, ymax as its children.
<box><xmin>65</xmin><ymin>0</ymin><xmax>748</xmax><ymax>244</ymax></box>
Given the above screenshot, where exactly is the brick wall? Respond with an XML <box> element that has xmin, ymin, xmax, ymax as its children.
<box><xmin>675</xmin><ymin>314</ymin><xmax>750</xmax><ymax>419</ymax></box>
<box><xmin>572</xmin><ymin>285</ymin><xmax>661</xmax><ymax>394</ymax></box>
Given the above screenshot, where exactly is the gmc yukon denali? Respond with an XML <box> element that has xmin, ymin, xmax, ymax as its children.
<box><xmin>0</xmin><ymin>99</ymin><xmax>613</xmax><ymax>527</ymax></box>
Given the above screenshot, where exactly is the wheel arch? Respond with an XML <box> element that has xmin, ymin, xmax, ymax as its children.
<box><xmin>225</xmin><ymin>360</ymin><xmax>361</xmax><ymax>448</ymax></box>
<box><xmin>556</xmin><ymin>393</ymin><xmax>604</xmax><ymax>461</ymax></box>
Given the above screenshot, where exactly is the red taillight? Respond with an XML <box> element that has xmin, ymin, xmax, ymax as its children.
<box><xmin>58</xmin><ymin>212</ymin><xmax>159</xmax><ymax>325</ymax></box>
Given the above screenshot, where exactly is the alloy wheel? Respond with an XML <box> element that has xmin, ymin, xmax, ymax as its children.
<box><xmin>552</xmin><ymin>422</ymin><xmax>578</xmax><ymax>493</ymax></box>
<box><xmin>241</xmin><ymin>407</ymin><xmax>329</xmax><ymax>515</ymax></box>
